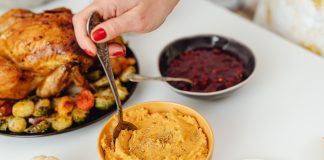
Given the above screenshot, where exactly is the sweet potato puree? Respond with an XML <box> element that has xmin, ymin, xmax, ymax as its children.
<box><xmin>100</xmin><ymin>107</ymin><xmax>208</xmax><ymax>160</ymax></box>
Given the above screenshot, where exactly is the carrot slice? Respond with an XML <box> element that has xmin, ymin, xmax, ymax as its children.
<box><xmin>76</xmin><ymin>89</ymin><xmax>95</xmax><ymax>111</ymax></box>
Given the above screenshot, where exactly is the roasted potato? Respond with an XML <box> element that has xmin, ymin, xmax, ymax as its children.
<box><xmin>111</xmin><ymin>57</ymin><xmax>136</xmax><ymax>75</ymax></box>
<box><xmin>51</xmin><ymin>115</ymin><xmax>72</xmax><ymax>131</ymax></box>
<box><xmin>12</xmin><ymin>100</ymin><xmax>34</xmax><ymax>118</ymax></box>
<box><xmin>33</xmin><ymin>99</ymin><xmax>51</xmax><ymax>117</ymax></box>
<box><xmin>8</xmin><ymin>117</ymin><xmax>27</xmax><ymax>133</ymax></box>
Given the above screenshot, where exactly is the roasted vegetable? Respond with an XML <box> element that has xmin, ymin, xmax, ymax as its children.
<box><xmin>54</xmin><ymin>96</ymin><xmax>74</xmax><ymax>116</ymax></box>
<box><xmin>0</xmin><ymin>119</ymin><xmax>8</xmax><ymax>131</ymax></box>
<box><xmin>76</xmin><ymin>89</ymin><xmax>94</xmax><ymax>111</ymax></box>
<box><xmin>51</xmin><ymin>115</ymin><xmax>72</xmax><ymax>131</ymax></box>
<box><xmin>0</xmin><ymin>101</ymin><xmax>12</xmax><ymax>117</ymax></box>
<box><xmin>86</xmin><ymin>70</ymin><xmax>103</xmax><ymax>82</ymax></box>
<box><xmin>116</xmin><ymin>80</ymin><xmax>129</xmax><ymax>101</ymax></box>
<box><xmin>33</xmin><ymin>99</ymin><xmax>51</xmax><ymax>117</ymax></box>
<box><xmin>12</xmin><ymin>100</ymin><xmax>34</xmax><ymax>118</ymax></box>
<box><xmin>24</xmin><ymin>120</ymin><xmax>50</xmax><ymax>134</ymax></box>
<box><xmin>111</xmin><ymin>57</ymin><xmax>136</xmax><ymax>75</ymax></box>
<box><xmin>94</xmin><ymin>88</ymin><xmax>114</xmax><ymax>110</ymax></box>
<box><xmin>120</xmin><ymin>66</ymin><xmax>136</xmax><ymax>82</ymax></box>
<box><xmin>8</xmin><ymin>117</ymin><xmax>27</xmax><ymax>133</ymax></box>
<box><xmin>93</xmin><ymin>76</ymin><xmax>109</xmax><ymax>88</ymax></box>
<box><xmin>95</xmin><ymin>96</ymin><xmax>114</xmax><ymax>110</ymax></box>
<box><xmin>72</xmin><ymin>108</ymin><xmax>89</xmax><ymax>124</ymax></box>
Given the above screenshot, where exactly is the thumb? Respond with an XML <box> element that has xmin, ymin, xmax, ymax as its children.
<box><xmin>90</xmin><ymin>14</ymin><xmax>133</xmax><ymax>43</ymax></box>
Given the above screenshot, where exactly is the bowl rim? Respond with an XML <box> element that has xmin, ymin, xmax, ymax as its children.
<box><xmin>97</xmin><ymin>101</ymin><xmax>215</xmax><ymax>160</ymax></box>
<box><xmin>158</xmin><ymin>34</ymin><xmax>257</xmax><ymax>96</ymax></box>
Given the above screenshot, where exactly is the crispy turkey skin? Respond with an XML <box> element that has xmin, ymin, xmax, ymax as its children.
<box><xmin>0</xmin><ymin>8</ymin><xmax>93</xmax><ymax>99</ymax></box>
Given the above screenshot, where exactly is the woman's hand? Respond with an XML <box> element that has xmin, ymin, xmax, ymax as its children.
<box><xmin>73</xmin><ymin>0</ymin><xmax>180</xmax><ymax>57</ymax></box>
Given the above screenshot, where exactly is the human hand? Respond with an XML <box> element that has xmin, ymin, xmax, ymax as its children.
<box><xmin>73</xmin><ymin>0</ymin><xmax>180</xmax><ymax>57</ymax></box>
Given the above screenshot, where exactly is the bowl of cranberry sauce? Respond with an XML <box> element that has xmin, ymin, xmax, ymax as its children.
<box><xmin>159</xmin><ymin>35</ymin><xmax>256</xmax><ymax>98</ymax></box>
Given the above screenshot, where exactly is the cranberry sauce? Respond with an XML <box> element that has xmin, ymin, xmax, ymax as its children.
<box><xmin>166</xmin><ymin>48</ymin><xmax>245</xmax><ymax>92</ymax></box>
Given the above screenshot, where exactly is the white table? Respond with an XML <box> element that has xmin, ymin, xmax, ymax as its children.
<box><xmin>1</xmin><ymin>0</ymin><xmax>324</xmax><ymax>160</ymax></box>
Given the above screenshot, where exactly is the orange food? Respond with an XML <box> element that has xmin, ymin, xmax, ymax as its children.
<box><xmin>55</xmin><ymin>96</ymin><xmax>74</xmax><ymax>116</ymax></box>
<box><xmin>0</xmin><ymin>101</ymin><xmax>12</xmax><ymax>117</ymax></box>
<box><xmin>76</xmin><ymin>89</ymin><xmax>94</xmax><ymax>111</ymax></box>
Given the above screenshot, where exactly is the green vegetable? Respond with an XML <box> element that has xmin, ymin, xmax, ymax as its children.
<box><xmin>86</xmin><ymin>70</ymin><xmax>103</xmax><ymax>82</ymax></box>
<box><xmin>24</xmin><ymin>120</ymin><xmax>50</xmax><ymax>134</ymax></box>
<box><xmin>93</xmin><ymin>77</ymin><xmax>109</xmax><ymax>88</ymax></box>
<box><xmin>94</xmin><ymin>88</ymin><xmax>115</xmax><ymax>110</ymax></box>
<box><xmin>72</xmin><ymin>108</ymin><xmax>89</xmax><ymax>124</ymax></box>
<box><xmin>117</xmin><ymin>85</ymin><xmax>129</xmax><ymax>101</ymax></box>
<box><xmin>120</xmin><ymin>66</ymin><xmax>136</xmax><ymax>82</ymax></box>
<box><xmin>95</xmin><ymin>96</ymin><xmax>115</xmax><ymax>110</ymax></box>
<box><xmin>12</xmin><ymin>100</ymin><xmax>34</xmax><ymax>118</ymax></box>
<box><xmin>8</xmin><ymin>117</ymin><xmax>27</xmax><ymax>133</ymax></box>
<box><xmin>33</xmin><ymin>99</ymin><xmax>51</xmax><ymax>117</ymax></box>
<box><xmin>51</xmin><ymin>115</ymin><xmax>72</xmax><ymax>131</ymax></box>
<box><xmin>0</xmin><ymin>119</ymin><xmax>8</xmax><ymax>131</ymax></box>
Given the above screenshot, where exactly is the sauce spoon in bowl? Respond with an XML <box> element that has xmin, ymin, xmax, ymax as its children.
<box><xmin>128</xmin><ymin>73</ymin><xmax>193</xmax><ymax>84</ymax></box>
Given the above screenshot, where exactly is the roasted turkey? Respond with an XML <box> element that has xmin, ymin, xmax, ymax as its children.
<box><xmin>0</xmin><ymin>8</ymin><xmax>93</xmax><ymax>99</ymax></box>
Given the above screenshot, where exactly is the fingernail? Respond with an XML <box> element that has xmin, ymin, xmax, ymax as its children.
<box><xmin>92</xmin><ymin>28</ymin><xmax>107</xmax><ymax>41</ymax></box>
<box><xmin>111</xmin><ymin>51</ymin><xmax>125</xmax><ymax>58</ymax></box>
<box><xmin>83</xmin><ymin>49</ymin><xmax>95</xmax><ymax>57</ymax></box>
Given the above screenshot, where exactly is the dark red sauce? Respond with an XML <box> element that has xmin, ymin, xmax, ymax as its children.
<box><xmin>166</xmin><ymin>48</ymin><xmax>245</xmax><ymax>92</ymax></box>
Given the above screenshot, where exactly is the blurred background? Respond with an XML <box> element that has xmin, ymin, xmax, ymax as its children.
<box><xmin>210</xmin><ymin>0</ymin><xmax>258</xmax><ymax>19</ymax></box>
<box><xmin>211</xmin><ymin>0</ymin><xmax>324</xmax><ymax>57</ymax></box>
<box><xmin>0</xmin><ymin>0</ymin><xmax>323</xmax><ymax>56</ymax></box>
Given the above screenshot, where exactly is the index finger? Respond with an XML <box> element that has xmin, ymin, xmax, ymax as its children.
<box><xmin>72</xmin><ymin>4</ymin><xmax>98</xmax><ymax>57</ymax></box>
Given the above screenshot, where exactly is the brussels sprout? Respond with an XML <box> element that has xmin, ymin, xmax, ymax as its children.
<box><xmin>0</xmin><ymin>119</ymin><xmax>8</xmax><ymax>131</ymax></box>
<box><xmin>94</xmin><ymin>88</ymin><xmax>115</xmax><ymax>110</ymax></box>
<box><xmin>117</xmin><ymin>85</ymin><xmax>129</xmax><ymax>101</ymax></box>
<box><xmin>12</xmin><ymin>100</ymin><xmax>34</xmax><ymax>118</ymax></box>
<box><xmin>93</xmin><ymin>76</ymin><xmax>109</xmax><ymax>88</ymax></box>
<box><xmin>51</xmin><ymin>115</ymin><xmax>72</xmax><ymax>131</ymax></box>
<box><xmin>119</xmin><ymin>66</ymin><xmax>136</xmax><ymax>82</ymax></box>
<box><xmin>54</xmin><ymin>96</ymin><xmax>74</xmax><ymax>116</ymax></box>
<box><xmin>95</xmin><ymin>96</ymin><xmax>115</xmax><ymax>110</ymax></box>
<box><xmin>8</xmin><ymin>117</ymin><xmax>27</xmax><ymax>133</ymax></box>
<box><xmin>24</xmin><ymin>120</ymin><xmax>50</xmax><ymax>134</ymax></box>
<box><xmin>72</xmin><ymin>108</ymin><xmax>89</xmax><ymax>124</ymax></box>
<box><xmin>86</xmin><ymin>70</ymin><xmax>103</xmax><ymax>82</ymax></box>
<box><xmin>33</xmin><ymin>99</ymin><xmax>51</xmax><ymax>117</ymax></box>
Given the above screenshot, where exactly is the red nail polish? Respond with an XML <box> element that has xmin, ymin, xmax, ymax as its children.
<box><xmin>111</xmin><ymin>51</ymin><xmax>125</xmax><ymax>57</ymax></box>
<box><xmin>84</xmin><ymin>49</ymin><xmax>95</xmax><ymax>57</ymax></box>
<box><xmin>92</xmin><ymin>28</ymin><xmax>107</xmax><ymax>41</ymax></box>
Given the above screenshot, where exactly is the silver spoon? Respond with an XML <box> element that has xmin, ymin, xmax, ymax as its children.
<box><xmin>87</xmin><ymin>12</ymin><xmax>137</xmax><ymax>150</ymax></box>
<box><xmin>128</xmin><ymin>74</ymin><xmax>193</xmax><ymax>84</ymax></box>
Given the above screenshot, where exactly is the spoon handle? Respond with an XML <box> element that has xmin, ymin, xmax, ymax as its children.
<box><xmin>128</xmin><ymin>74</ymin><xmax>193</xmax><ymax>84</ymax></box>
<box><xmin>87</xmin><ymin>12</ymin><xmax>123</xmax><ymax>122</ymax></box>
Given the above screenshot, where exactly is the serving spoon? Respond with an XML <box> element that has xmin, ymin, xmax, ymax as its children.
<box><xmin>87</xmin><ymin>12</ymin><xmax>137</xmax><ymax>150</ymax></box>
<box><xmin>128</xmin><ymin>74</ymin><xmax>193</xmax><ymax>84</ymax></box>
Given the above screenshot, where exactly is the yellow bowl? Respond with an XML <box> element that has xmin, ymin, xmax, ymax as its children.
<box><xmin>98</xmin><ymin>101</ymin><xmax>214</xmax><ymax>160</ymax></box>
